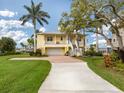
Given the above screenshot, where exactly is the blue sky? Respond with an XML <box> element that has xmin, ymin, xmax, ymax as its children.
<box><xmin>0</xmin><ymin>0</ymin><xmax>109</xmax><ymax>48</ymax></box>
<box><xmin>0</xmin><ymin>0</ymin><xmax>71</xmax><ymax>31</ymax></box>
<box><xmin>0</xmin><ymin>0</ymin><xmax>71</xmax><ymax>47</ymax></box>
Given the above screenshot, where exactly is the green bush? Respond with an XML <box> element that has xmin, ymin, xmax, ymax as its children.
<box><xmin>111</xmin><ymin>51</ymin><xmax>120</xmax><ymax>63</ymax></box>
<box><xmin>29</xmin><ymin>49</ymin><xmax>42</xmax><ymax>56</ymax></box>
<box><xmin>29</xmin><ymin>51</ymin><xmax>34</xmax><ymax>56</ymax></box>
<box><xmin>36</xmin><ymin>49</ymin><xmax>42</xmax><ymax>56</ymax></box>
<box><xmin>95</xmin><ymin>51</ymin><xmax>103</xmax><ymax>56</ymax></box>
<box><xmin>84</xmin><ymin>51</ymin><xmax>102</xmax><ymax>56</ymax></box>
<box><xmin>15</xmin><ymin>52</ymin><xmax>22</xmax><ymax>55</ymax></box>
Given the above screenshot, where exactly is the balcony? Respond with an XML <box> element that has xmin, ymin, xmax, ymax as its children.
<box><xmin>44</xmin><ymin>43</ymin><xmax>71</xmax><ymax>47</ymax></box>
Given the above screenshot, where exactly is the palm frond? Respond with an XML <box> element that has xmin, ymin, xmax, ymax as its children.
<box><xmin>37</xmin><ymin>18</ymin><xmax>44</xmax><ymax>26</ymax></box>
<box><xmin>24</xmin><ymin>5</ymin><xmax>32</xmax><ymax>14</ymax></box>
<box><xmin>20</xmin><ymin>14</ymin><xmax>31</xmax><ymax>25</ymax></box>
<box><xmin>35</xmin><ymin>2</ymin><xmax>42</xmax><ymax>13</ymax></box>
<box><xmin>31</xmin><ymin>0</ymin><xmax>35</xmax><ymax>7</ymax></box>
<box><xmin>31</xmin><ymin>0</ymin><xmax>35</xmax><ymax>15</ymax></box>
<box><xmin>38</xmin><ymin>11</ymin><xmax>50</xmax><ymax>18</ymax></box>
<box><xmin>40</xmin><ymin>18</ymin><xmax>49</xmax><ymax>24</ymax></box>
<box><xmin>20</xmin><ymin>0</ymin><xmax>50</xmax><ymax>27</ymax></box>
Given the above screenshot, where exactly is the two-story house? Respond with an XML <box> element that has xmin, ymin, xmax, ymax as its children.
<box><xmin>37</xmin><ymin>32</ymin><xmax>84</xmax><ymax>56</ymax></box>
<box><xmin>112</xmin><ymin>28</ymin><xmax>124</xmax><ymax>50</ymax></box>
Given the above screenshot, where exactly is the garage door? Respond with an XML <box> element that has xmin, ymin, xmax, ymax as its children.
<box><xmin>47</xmin><ymin>48</ymin><xmax>64</xmax><ymax>56</ymax></box>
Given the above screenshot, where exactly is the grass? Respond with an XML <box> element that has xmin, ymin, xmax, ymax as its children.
<box><xmin>0</xmin><ymin>54</ymin><xmax>51</xmax><ymax>93</ymax></box>
<box><xmin>77</xmin><ymin>56</ymin><xmax>124</xmax><ymax>92</ymax></box>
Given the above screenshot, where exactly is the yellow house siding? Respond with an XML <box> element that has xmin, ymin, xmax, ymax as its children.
<box><xmin>41</xmin><ymin>47</ymin><xmax>46</xmax><ymax>55</ymax></box>
<box><xmin>56</xmin><ymin>35</ymin><xmax>66</xmax><ymax>44</ymax></box>
<box><xmin>37</xmin><ymin>33</ymin><xmax>84</xmax><ymax>55</ymax></box>
<box><xmin>37</xmin><ymin>34</ymin><xmax>45</xmax><ymax>49</ymax></box>
<box><xmin>65</xmin><ymin>47</ymin><xmax>69</xmax><ymax>53</ymax></box>
<box><xmin>45</xmin><ymin>35</ymin><xmax>55</xmax><ymax>44</ymax></box>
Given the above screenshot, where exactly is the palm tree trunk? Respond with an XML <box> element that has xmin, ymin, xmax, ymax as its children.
<box><xmin>33</xmin><ymin>24</ymin><xmax>37</xmax><ymax>53</ymax></box>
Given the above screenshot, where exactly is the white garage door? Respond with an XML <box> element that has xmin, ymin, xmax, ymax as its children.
<box><xmin>47</xmin><ymin>48</ymin><xmax>64</xmax><ymax>56</ymax></box>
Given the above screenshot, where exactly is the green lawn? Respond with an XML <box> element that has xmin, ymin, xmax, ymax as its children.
<box><xmin>0</xmin><ymin>55</ymin><xmax>51</xmax><ymax>93</ymax></box>
<box><xmin>77</xmin><ymin>56</ymin><xmax>124</xmax><ymax>92</ymax></box>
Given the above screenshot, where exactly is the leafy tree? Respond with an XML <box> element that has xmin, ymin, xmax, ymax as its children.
<box><xmin>86</xmin><ymin>0</ymin><xmax>124</xmax><ymax>61</ymax></box>
<box><xmin>20</xmin><ymin>0</ymin><xmax>50</xmax><ymax>53</ymax></box>
<box><xmin>71</xmin><ymin>0</ymin><xmax>89</xmax><ymax>51</ymax></box>
<box><xmin>59</xmin><ymin>12</ymin><xmax>75</xmax><ymax>55</ymax></box>
<box><xmin>0</xmin><ymin>37</ymin><xmax>16</xmax><ymax>53</ymax></box>
<box><xmin>88</xmin><ymin>0</ymin><xmax>124</xmax><ymax>50</ymax></box>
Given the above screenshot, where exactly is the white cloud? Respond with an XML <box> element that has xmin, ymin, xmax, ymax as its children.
<box><xmin>39</xmin><ymin>27</ymin><xmax>46</xmax><ymax>32</ymax></box>
<box><xmin>0</xmin><ymin>30</ymin><xmax>29</xmax><ymax>45</ymax></box>
<box><xmin>0</xmin><ymin>19</ymin><xmax>33</xmax><ymax>29</ymax></box>
<box><xmin>0</xmin><ymin>9</ymin><xmax>17</xmax><ymax>17</ymax></box>
<box><xmin>0</xmin><ymin>19</ymin><xmax>33</xmax><ymax>46</ymax></box>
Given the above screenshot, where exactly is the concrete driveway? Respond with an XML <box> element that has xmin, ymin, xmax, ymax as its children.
<box><xmin>38</xmin><ymin>61</ymin><xmax>123</xmax><ymax>93</ymax></box>
<box><xmin>11</xmin><ymin>56</ymin><xmax>123</xmax><ymax>93</ymax></box>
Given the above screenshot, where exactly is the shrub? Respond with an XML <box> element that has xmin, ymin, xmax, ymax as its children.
<box><xmin>104</xmin><ymin>55</ymin><xmax>113</xmax><ymax>67</ymax></box>
<box><xmin>29</xmin><ymin>51</ymin><xmax>35</xmax><ymax>56</ymax></box>
<box><xmin>36</xmin><ymin>49</ymin><xmax>42</xmax><ymax>56</ymax></box>
<box><xmin>15</xmin><ymin>52</ymin><xmax>22</xmax><ymax>55</ymax></box>
<box><xmin>84</xmin><ymin>51</ymin><xmax>102</xmax><ymax>56</ymax></box>
<box><xmin>29</xmin><ymin>49</ymin><xmax>42</xmax><ymax>56</ymax></box>
<box><xmin>111</xmin><ymin>51</ymin><xmax>120</xmax><ymax>63</ymax></box>
<box><xmin>95</xmin><ymin>51</ymin><xmax>103</xmax><ymax>56</ymax></box>
<box><xmin>65</xmin><ymin>51</ymin><xmax>70</xmax><ymax>56</ymax></box>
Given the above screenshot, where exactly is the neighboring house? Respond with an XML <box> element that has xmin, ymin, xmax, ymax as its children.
<box><xmin>37</xmin><ymin>32</ymin><xmax>84</xmax><ymax>56</ymax></box>
<box><xmin>112</xmin><ymin>28</ymin><xmax>124</xmax><ymax>50</ymax></box>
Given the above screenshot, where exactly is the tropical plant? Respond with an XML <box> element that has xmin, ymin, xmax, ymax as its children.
<box><xmin>27</xmin><ymin>38</ymin><xmax>34</xmax><ymax>48</ymax></box>
<box><xmin>20</xmin><ymin>42</ymin><xmax>26</xmax><ymax>50</ymax></box>
<box><xmin>71</xmin><ymin>0</ymin><xmax>88</xmax><ymax>52</ymax></box>
<box><xmin>20</xmin><ymin>0</ymin><xmax>50</xmax><ymax>53</ymax></box>
<box><xmin>59</xmin><ymin>1</ymin><xmax>88</xmax><ymax>55</ymax></box>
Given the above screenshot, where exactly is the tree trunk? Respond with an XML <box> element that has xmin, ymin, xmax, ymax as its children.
<box><xmin>116</xmin><ymin>35</ymin><xmax>123</xmax><ymax>50</ymax></box>
<box><xmin>96</xmin><ymin>28</ymin><xmax>99</xmax><ymax>52</ymax></box>
<box><xmin>75</xmin><ymin>33</ymin><xmax>81</xmax><ymax>56</ymax></box>
<box><xmin>83</xmin><ymin>28</ymin><xmax>86</xmax><ymax>53</ymax></box>
<box><xmin>116</xmin><ymin>35</ymin><xmax>124</xmax><ymax>62</ymax></box>
<box><xmin>33</xmin><ymin>24</ymin><xmax>37</xmax><ymax>53</ymax></box>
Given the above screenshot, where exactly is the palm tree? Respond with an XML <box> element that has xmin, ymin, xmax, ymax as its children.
<box><xmin>20</xmin><ymin>42</ymin><xmax>26</xmax><ymax>51</ymax></box>
<box><xmin>20</xmin><ymin>0</ymin><xmax>50</xmax><ymax>53</ymax></box>
<box><xmin>27</xmin><ymin>38</ymin><xmax>34</xmax><ymax>49</ymax></box>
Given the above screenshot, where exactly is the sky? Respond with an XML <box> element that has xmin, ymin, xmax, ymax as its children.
<box><xmin>0</xmin><ymin>0</ymin><xmax>110</xmax><ymax>48</ymax></box>
<box><xmin>0</xmin><ymin>0</ymin><xmax>71</xmax><ymax>47</ymax></box>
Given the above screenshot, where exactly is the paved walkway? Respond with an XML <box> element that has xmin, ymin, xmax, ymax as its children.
<box><xmin>11</xmin><ymin>56</ymin><xmax>123</xmax><ymax>93</ymax></box>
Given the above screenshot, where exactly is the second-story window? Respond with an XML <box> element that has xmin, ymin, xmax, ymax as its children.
<box><xmin>47</xmin><ymin>37</ymin><xmax>53</xmax><ymax>41</ymax></box>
